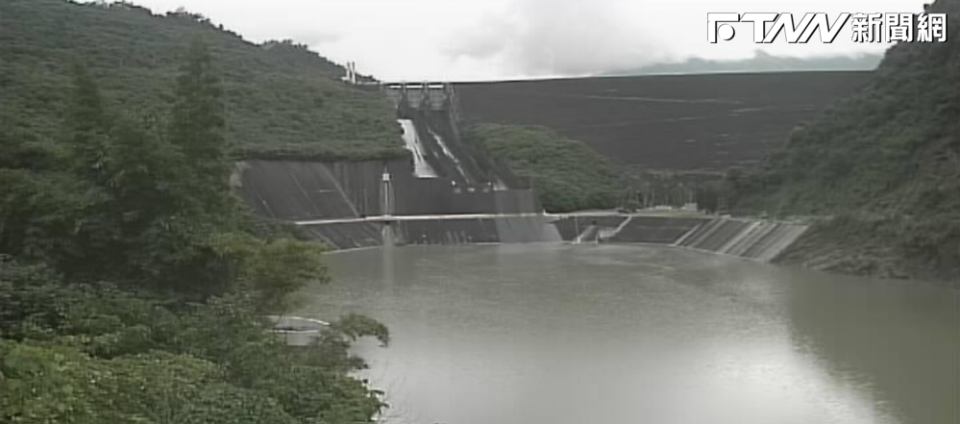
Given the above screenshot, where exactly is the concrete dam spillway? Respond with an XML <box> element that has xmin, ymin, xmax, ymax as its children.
<box><xmin>236</xmin><ymin>81</ymin><xmax>565</xmax><ymax>250</ymax></box>
<box><xmin>398</xmin><ymin>119</ymin><xmax>438</xmax><ymax>178</ymax></box>
<box><xmin>236</xmin><ymin>80</ymin><xmax>808</xmax><ymax>262</ymax></box>
<box><xmin>236</xmin><ymin>158</ymin><xmax>560</xmax><ymax>250</ymax></box>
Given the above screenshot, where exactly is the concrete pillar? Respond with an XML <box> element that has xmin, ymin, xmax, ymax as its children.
<box><xmin>381</xmin><ymin>168</ymin><xmax>396</xmax><ymax>247</ymax></box>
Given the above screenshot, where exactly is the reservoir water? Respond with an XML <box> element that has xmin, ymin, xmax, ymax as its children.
<box><xmin>296</xmin><ymin>244</ymin><xmax>958</xmax><ymax>424</ymax></box>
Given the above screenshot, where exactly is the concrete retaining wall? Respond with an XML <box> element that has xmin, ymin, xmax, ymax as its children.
<box><xmin>236</xmin><ymin>159</ymin><xmax>542</xmax><ymax>221</ymax></box>
<box><xmin>546</xmin><ymin>214</ymin><xmax>807</xmax><ymax>263</ymax></box>
<box><xmin>297</xmin><ymin>216</ymin><xmax>561</xmax><ymax>249</ymax></box>
<box><xmin>611</xmin><ymin>216</ymin><xmax>707</xmax><ymax>244</ymax></box>
<box><xmin>674</xmin><ymin>217</ymin><xmax>809</xmax><ymax>262</ymax></box>
<box><xmin>299</xmin><ymin>222</ymin><xmax>383</xmax><ymax>250</ymax></box>
<box><xmin>551</xmin><ymin>216</ymin><xmax>629</xmax><ymax>241</ymax></box>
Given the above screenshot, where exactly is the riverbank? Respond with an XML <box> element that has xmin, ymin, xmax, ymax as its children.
<box><xmin>771</xmin><ymin>215</ymin><xmax>959</xmax><ymax>288</ymax></box>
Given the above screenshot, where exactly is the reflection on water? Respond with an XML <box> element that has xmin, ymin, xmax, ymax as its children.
<box><xmin>296</xmin><ymin>244</ymin><xmax>958</xmax><ymax>424</ymax></box>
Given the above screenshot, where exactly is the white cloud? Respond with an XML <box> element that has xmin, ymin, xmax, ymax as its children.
<box><xmin>121</xmin><ymin>0</ymin><xmax>930</xmax><ymax>80</ymax></box>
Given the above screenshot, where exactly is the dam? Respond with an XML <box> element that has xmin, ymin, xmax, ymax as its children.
<box><xmin>455</xmin><ymin>71</ymin><xmax>871</xmax><ymax>172</ymax></box>
<box><xmin>235</xmin><ymin>80</ymin><xmax>809</xmax><ymax>262</ymax></box>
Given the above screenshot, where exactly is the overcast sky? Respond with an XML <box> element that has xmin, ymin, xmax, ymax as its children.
<box><xmin>126</xmin><ymin>0</ymin><xmax>930</xmax><ymax>81</ymax></box>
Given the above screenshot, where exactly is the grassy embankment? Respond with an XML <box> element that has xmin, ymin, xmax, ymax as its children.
<box><xmin>465</xmin><ymin>123</ymin><xmax>624</xmax><ymax>212</ymax></box>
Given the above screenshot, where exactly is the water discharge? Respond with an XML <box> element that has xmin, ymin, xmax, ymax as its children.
<box><xmin>298</xmin><ymin>244</ymin><xmax>958</xmax><ymax>424</ymax></box>
<box><xmin>428</xmin><ymin>129</ymin><xmax>468</xmax><ymax>180</ymax></box>
<box><xmin>398</xmin><ymin>119</ymin><xmax>438</xmax><ymax>178</ymax></box>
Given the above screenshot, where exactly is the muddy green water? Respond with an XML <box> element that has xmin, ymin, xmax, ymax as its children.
<box><xmin>296</xmin><ymin>244</ymin><xmax>958</xmax><ymax>424</ymax></box>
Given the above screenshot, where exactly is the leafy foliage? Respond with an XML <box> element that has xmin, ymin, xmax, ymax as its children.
<box><xmin>0</xmin><ymin>0</ymin><xmax>405</xmax><ymax>161</ymax></box>
<box><xmin>466</xmin><ymin>123</ymin><xmax>623</xmax><ymax>212</ymax></box>
<box><xmin>731</xmin><ymin>0</ymin><xmax>959</xmax><ymax>280</ymax></box>
<box><xmin>229</xmin><ymin>236</ymin><xmax>330</xmax><ymax>313</ymax></box>
<box><xmin>0</xmin><ymin>269</ymin><xmax>386</xmax><ymax>424</ymax></box>
<box><xmin>0</xmin><ymin>22</ymin><xmax>389</xmax><ymax>422</ymax></box>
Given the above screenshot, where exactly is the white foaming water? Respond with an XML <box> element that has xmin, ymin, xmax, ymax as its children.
<box><xmin>428</xmin><ymin>129</ymin><xmax>468</xmax><ymax>180</ymax></box>
<box><xmin>398</xmin><ymin>119</ymin><xmax>438</xmax><ymax>178</ymax></box>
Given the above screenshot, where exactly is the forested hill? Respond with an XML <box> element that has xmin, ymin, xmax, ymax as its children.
<box><xmin>1</xmin><ymin>1</ymin><xmax>394</xmax><ymax>418</ymax></box>
<box><xmin>0</xmin><ymin>0</ymin><xmax>405</xmax><ymax>161</ymax></box>
<box><xmin>732</xmin><ymin>0</ymin><xmax>959</xmax><ymax>282</ymax></box>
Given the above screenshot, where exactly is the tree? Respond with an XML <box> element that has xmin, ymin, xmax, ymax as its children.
<box><xmin>67</xmin><ymin>64</ymin><xmax>111</xmax><ymax>184</ymax></box>
<box><xmin>1</xmin><ymin>8</ymin><xmax>393</xmax><ymax>422</ymax></box>
<box><xmin>236</xmin><ymin>237</ymin><xmax>329</xmax><ymax>313</ymax></box>
<box><xmin>168</xmin><ymin>38</ymin><xmax>232</xmax><ymax>218</ymax></box>
<box><xmin>108</xmin><ymin>39</ymin><xmax>241</xmax><ymax>295</ymax></box>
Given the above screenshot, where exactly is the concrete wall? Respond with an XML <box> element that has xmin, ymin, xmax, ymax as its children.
<box><xmin>611</xmin><ymin>216</ymin><xmax>707</xmax><ymax>244</ymax></box>
<box><xmin>547</xmin><ymin>214</ymin><xmax>807</xmax><ymax>263</ymax></box>
<box><xmin>674</xmin><ymin>217</ymin><xmax>809</xmax><ymax>262</ymax></box>
<box><xmin>551</xmin><ymin>216</ymin><xmax>629</xmax><ymax>241</ymax></box>
<box><xmin>236</xmin><ymin>159</ymin><xmax>542</xmax><ymax>221</ymax></box>
<box><xmin>456</xmin><ymin>72</ymin><xmax>871</xmax><ymax>172</ymax></box>
<box><xmin>298</xmin><ymin>222</ymin><xmax>383</xmax><ymax>250</ymax></box>
<box><xmin>391</xmin><ymin>216</ymin><xmax>561</xmax><ymax>246</ymax></box>
<box><xmin>296</xmin><ymin>216</ymin><xmax>562</xmax><ymax>250</ymax></box>
<box><xmin>233</xmin><ymin>98</ymin><xmax>552</xmax><ymax>251</ymax></box>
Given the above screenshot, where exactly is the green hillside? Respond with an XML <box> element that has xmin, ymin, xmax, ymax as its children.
<box><xmin>0</xmin><ymin>0</ymin><xmax>405</xmax><ymax>161</ymax></box>
<box><xmin>732</xmin><ymin>0</ymin><xmax>959</xmax><ymax>282</ymax></box>
<box><xmin>1</xmin><ymin>3</ymin><xmax>393</xmax><ymax>421</ymax></box>
<box><xmin>466</xmin><ymin>123</ymin><xmax>622</xmax><ymax>212</ymax></box>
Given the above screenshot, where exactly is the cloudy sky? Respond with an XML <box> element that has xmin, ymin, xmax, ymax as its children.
<box><xmin>127</xmin><ymin>0</ymin><xmax>930</xmax><ymax>81</ymax></box>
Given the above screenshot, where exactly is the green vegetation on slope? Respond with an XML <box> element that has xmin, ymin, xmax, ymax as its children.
<box><xmin>1</xmin><ymin>38</ymin><xmax>388</xmax><ymax>422</ymax></box>
<box><xmin>0</xmin><ymin>0</ymin><xmax>406</xmax><ymax>161</ymax></box>
<box><xmin>0</xmin><ymin>275</ymin><xmax>388</xmax><ymax>424</ymax></box>
<box><xmin>731</xmin><ymin>0</ymin><xmax>959</xmax><ymax>281</ymax></box>
<box><xmin>466</xmin><ymin>123</ymin><xmax>622</xmax><ymax>212</ymax></box>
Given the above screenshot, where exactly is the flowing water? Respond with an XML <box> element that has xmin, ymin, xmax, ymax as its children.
<box><xmin>296</xmin><ymin>244</ymin><xmax>958</xmax><ymax>424</ymax></box>
<box><xmin>398</xmin><ymin>119</ymin><xmax>438</xmax><ymax>178</ymax></box>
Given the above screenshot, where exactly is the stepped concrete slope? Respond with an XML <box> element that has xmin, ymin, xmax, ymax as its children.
<box><xmin>546</xmin><ymin>213</ymin><xmax>807</xmax><ymax>262</ymax></box>
<box><xmin>456</xmin><ymin>72</ymin><xmax>870</xmax><ymax>171</ymax></box>
<box><xmin>674</xmin><ymin>217</ymin><xmax>808</xmax><ymax>262</ymax></box>
<box><xmin>611</xmin><ymin>216</ymin><xmax>707</xmax><ymax>244</ymax></box>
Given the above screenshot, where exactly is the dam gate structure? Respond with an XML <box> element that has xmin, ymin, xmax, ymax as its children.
<box><xmin>384</xmin><ymin>82</ymin><xmax>460</xmax><ymax>116</ymax></box>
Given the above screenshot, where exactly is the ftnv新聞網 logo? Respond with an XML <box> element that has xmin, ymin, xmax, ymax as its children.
<box><xmin>708</xmin><ymin>12</ymin><xmax>948</xmax><ymax>44</ymax></box>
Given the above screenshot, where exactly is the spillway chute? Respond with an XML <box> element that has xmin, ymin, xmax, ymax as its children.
<box><xmin>398</xmin><ymin>119</ymin><xmax>438</xmax><ymax>178</ymax></box>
